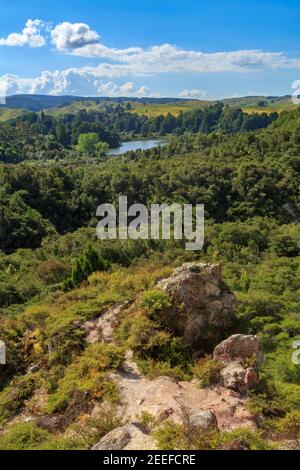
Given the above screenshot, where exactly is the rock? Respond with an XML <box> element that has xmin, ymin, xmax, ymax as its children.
<box><xmin>188</xmin><ymin>409</ymin><xmax>218</xmax><ymax>430</ymax></box>
<box><xmin>92</xmin><ymin>423</ymin><xmax>156</xmax><ymax>450</ymax></box>
<box><xmin>27</xmin><ymin>364</ymin><xmax>39</xmax><ymax>374</ymax></box>
<box><xmin>82</xmin><ymin>303</ymin><xmax>127</xmax><ymax>344</ymax></box>
<box><xmin>157</xmin><ymin>263</ymin><xmax>236</xmax><ymax>352</ymax></box>
<box><xmin>213</xmin><ymin>334</ymin><xmax>264</xmax><ymax>368</ymax></box>
<box><xmin>0</xmin><ymin>340</ymin><xmax>6</xmax><ymax>365</ymax></box>
<box><xmin>220</xmin><ymin>362</ymin><xmax>259</xmax><ymax>395</ymax></box>
<box><xmin>38</xmin><ymin>390</ymin><xmax>91</xmax><ymax>432</ymax></box>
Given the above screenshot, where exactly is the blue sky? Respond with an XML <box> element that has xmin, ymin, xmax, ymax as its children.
<box><xmin>0</xmin><ymin>0</ymin><xmax>300</xmax><ymax>98</ymax></box>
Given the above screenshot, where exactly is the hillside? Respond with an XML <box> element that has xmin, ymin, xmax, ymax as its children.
<box><xmin>0</xmin><ymin>104</ymin><xmax>299</xmax><ymax>450</ymax></box>
<box><xmin>0</xmin><ymin>94</ymin><xmax>297</xmax><ymax>121</ymax></box>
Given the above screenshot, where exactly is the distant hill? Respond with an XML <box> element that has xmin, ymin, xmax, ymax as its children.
<box><xmin>0</xmin><ymin>94</ymin><xmax>200</xmax><ymax>112</ymax></box>
<box><xmin>0</xmin><ymin>93</ymin><xmax>297</xmax><ymax>119</ymax></box>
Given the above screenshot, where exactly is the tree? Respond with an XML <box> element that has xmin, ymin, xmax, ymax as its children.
<box><xmin>63</xmin><ymin>245</ymin><xmax>110</xmax><ymax>291</ymax></box>
<box><xmin>76</xmin><ymin>133</ymin><xmax>108</xmax><ymax>157</ymax></box>
<box><xmin>55</xmin><ymin>122</ymin><xmax>70</xmax><ymax>147</ymax></box>
<box><xmin>95</xmin><ymin>141</ymin><xmax>109</xmax><ymax>157</ymax></box>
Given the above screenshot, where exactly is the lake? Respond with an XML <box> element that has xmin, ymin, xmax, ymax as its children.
<box><xmin>108</xmin><ymin>139</ymin><xmax>168</xmax><ymax>156</ymax></box>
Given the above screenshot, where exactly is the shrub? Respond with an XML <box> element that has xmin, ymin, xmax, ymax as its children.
<box><xmin>155</xmin><ymin>421</ymin><xmax>216</xmax><ymax>450</ymax></box>
<box><xmin>273</xmin><ymin>410</ymin><xmax>300</xmax><ymax>439</ymax></box>
<box><xmin>137</xmin><ymin>411</ymin><xmax>155</xmax><ymax>432</ymax></box>
<box><xmin>0</xmin><ymin>421</ymin><xmax>50</xmax><ymax>450</ymax></box>
<box><xmin>63</xmin><ymin>245</ymin><xmax>110</xmax><ymax>291</ymax></box>
<box><xmin>212</xmin><ymin>428</ymin><xmax>274</xmax><ymax>450</ymax></box>
<box><xmin>71</xmin><ymin>405</ymin><xmax>124</xmax><ymax>448</ymax></box>
<box><xmin>118</xmin><ymin>312</ymin><xmax>189</xmax><ymax>369</ymax></box>
<box><xmin>46</xmin><ymin>343</ymin><xmax>124</xmax><ymax>413</ymax></box>
<box><xmin>193</xmin><ymin>359</ymin><xmax>224</xmax><ymax>387</ymax></box>
<box><xmin>0</xmin><ymin>375</ymin><xmax>38</xmax><ymax>425</ymax></box>
<box><xmin>140</xmin><ymin>289</ymin><xmax>171</xmax><ymax>318</ymax></box>
<box><xmin>137</xmin><ymin>359</ymin><xmax>190</xmax><ymax>381</ymax></box>
<box><xmin>37</xmin><ymin>260</ymin><xmax>71</xmax><ymax>285</ymax></box>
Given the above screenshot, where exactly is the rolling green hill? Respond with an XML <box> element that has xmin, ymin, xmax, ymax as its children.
<box><xmin>0</xmin><ymin>94</ymin><xmax>297</xmax><ymax>122</ymax></box>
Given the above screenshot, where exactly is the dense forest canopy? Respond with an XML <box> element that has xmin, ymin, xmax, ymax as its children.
<box><xmin>0</xmin><ymin>102</ymin><xmax>277</xmax><ymax>163</ymax></box>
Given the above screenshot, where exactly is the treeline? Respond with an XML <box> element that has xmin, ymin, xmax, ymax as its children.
<box><xmin>128</xmin><ymin>103</ymin><xmax>277</xmax><ymax>136</ymax></box>
<box><xmin>0</xmin><ymin>102</ymin><xmax>277</xmax><ymax>163</ymax></box>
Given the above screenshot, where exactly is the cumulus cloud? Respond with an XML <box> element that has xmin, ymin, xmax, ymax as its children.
<box><xmin>68</xmin><ymin>41</ymin><xmax>300</xmax><ymax>74</ymax></box>
<box><xmin>51</xmin><ymin>22</ymin><xmax>100</xmax><ymax>51</ymax></box>
<box><xmin>179</xmin><ymin>89</ymin><xmax>208</xmax><ymax>99</ymax></box>
<box><xmin>0</xmin><ymin>19</ymin><xmax>47</xmax><ymax>47</ymax></box>
<box><xmin>0</xmin><ymin>71</ymin><xmax>151</xmax><ymax>98</ymax></box>
<box><xmin>2</xmin><ymin>19</ymin><xmax>300</xmax><ymax>98</ymax></box>
<box><xmin>2</xmin><ymin>19</ymin><xmax>300</xmax><ymax>76</ymax></box>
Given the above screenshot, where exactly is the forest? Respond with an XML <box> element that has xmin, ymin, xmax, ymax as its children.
<box><xmin>0</xmin><ymin>102</ymin><xmax>277</xmax><ymax>163</ymax></box>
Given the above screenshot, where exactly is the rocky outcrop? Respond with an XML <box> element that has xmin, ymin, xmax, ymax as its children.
<box><xmin>108</xmin><ymin>351</ymin><xmax>256</xmax><ymax>434</ymax></box>
<box><xmin>213</xmin><ymin>334</ymin><xmax>264</xmax><ymax>368</ymax></box>
<box><xmin>157</xmin><ymin>263</ymin><xmax>236</xmax><ymax>353</ymax></box>
<box><xmin>213</xmin><ymin>335</ymin><xmax>263</xmax><ymax>394</ymax></box>
<box><xmin>92</xmin><ymin>423</ymin><xmax>157</xmax><ymax>451</ymax></box>
<box><xmin>220</xmin><ymin>363</ymin><xmax>259</xmax><ymax>395</ymax></box>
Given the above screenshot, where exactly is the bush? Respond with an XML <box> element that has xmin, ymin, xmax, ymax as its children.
<box><xmin>63</xmin><ymin>245</ymin><xmax>110</xmax><ymax>291</ymax></box>
<box><xmin>118</xmin><ymin>312</ymin><xmax>189</xmax><ymax>369</ymax></box>
<box><xmin>155</xmin><ymin>421</ymin><xmax>216</xmax><ymax>450</ymax></box>
<box><xmin>46</xmin><ymin>343</ymin><xmax>124</xmax><ymax>413</ymax></box>
<box><xmin>212</xmin><ymin>428</ymin><xmax>274</xmax><ymax>450</ymax></box>
<box><xmin>273</xmin><ymin>410</ymin><xmax>300</xmax><ymax>439</ymax></box>
<box><xmin>140</xmin><ymin>289</ymin><xmax>171</xmax><ymax>318</ymax></box>
<box><xmin>194</xmin><ymin>359</ymin><xmax>224</xmax><ymax>387</ymax></box>
<box><xmin>0</xmin><ymin>421</ymin><xmax>50</xmax><ymax>450</ymax></box>
<box><xmin>0</xmin><ymin>375</ymin><xmax>37</xmax><ymax>425</ymax></box>
<box><xmin>71</xmin><ymin>404</ymin><xmax>124</xmax><ymax>448</ymax></box>
<box><xmin>137</xmin><ymin>359</ymin><xmax>190</xmax><ymax>381</ymax></box>
<box><xmin>37</xmin><ymin>260</ymin><xmax>71</xmax><ymax>285</ymax></box>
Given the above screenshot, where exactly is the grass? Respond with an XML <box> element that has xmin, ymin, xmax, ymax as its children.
<box><xmin>44</xmin><ymin>100</ymin><xmax>105</xmax><ymax>117</ymax></box>
<box><xmin>0</xmin><ymin>108</ymin><xmax>26</xmax><ymax>121</ymax></box>
<box><xmin>130</xmin><ymin>100</ymin><xmax>211</xmax><ymax>117</ymax></box>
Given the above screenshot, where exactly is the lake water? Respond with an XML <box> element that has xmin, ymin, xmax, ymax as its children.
<box><xmin>108</xmin><ymin>139</ymin><xmax>168</xmax><ymax>156</ymax></box>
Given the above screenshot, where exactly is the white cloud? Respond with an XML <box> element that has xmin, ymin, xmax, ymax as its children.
<box><xmin>2</xmin><ymin>19</ymin><xmax>300</xmax><ymax>77</ymax></box>
<box><xmin>68</xmin><ymin>41</ymin><xmax>300</xmax><ymax>75</ymax></box>
<box><xmin>179</xmin><ymin>89</ymin><xmax>208</xmax><ymax>99</ymax></box>
<box><xmin>0</xmin><ymin>19</ymin><xmax>47</xmax><ymax>47</ymax></box>
<box><xmin>2</xmin><ymin>20</ymin><xmax>300</xmax><ymax>98</ymax></box>
<box><xmin>0</xmin><ymin>71</ymin><xmax>151</xmax><ymax>98</ymax></box>
<box><xmin>51</xmin><ymin>22</ymin><xmax>100</xmax><ymax>51</ymax></box>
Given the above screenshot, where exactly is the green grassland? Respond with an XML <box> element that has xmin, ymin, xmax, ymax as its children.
<box><xmin>43</xmin><ymin>100</ymin><xmax>105</xmax><ymax>117</ymax></box>
<box><xmin>130</xmin><ymin>99</ymin><xmax>212</xmax><ymax>117</ymax></box>
<box><xmin>0</xmin><ymin>108</ymin><xmax>26</xmax><ymax>122</ymax></box>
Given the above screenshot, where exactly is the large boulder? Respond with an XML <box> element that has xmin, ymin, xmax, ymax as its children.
<box><xmin>220</xmin><ymin>363</ymin><xmax>259</xmax><ymax>395</ymax></box>
<box><xmin>213</xmin><ymin>334</ymin><xmax>264</xmax><ymax>368</ymax></box>
<box><xmin>157</xmin><ymin>263</ymin><xmax>236</xmax><ymax>353</ymax></box>
<box><xmin>213</xmin><ymin>335</ymin><xmax>263</xmax><ymax>394</ymax></box>
<box><xmin>91</xmin><ymin>423</ymin><xmax>156</xmax><ymax>450</ymax></box>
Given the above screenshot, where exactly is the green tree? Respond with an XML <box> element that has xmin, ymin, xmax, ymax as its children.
<box><xmin>76</xmin><ymin>133</ymin><xmax>108</xmax><ymax>157</ymax></box>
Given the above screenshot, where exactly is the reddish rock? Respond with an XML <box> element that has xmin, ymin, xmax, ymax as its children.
<box><xmin>213</xmin><ymin>334</ymin><xmax>264</xmax><ymax>368</ymax></box>
<box><xmin>157</xmin><ymin>263</ymin><xmax>236</xmax><ymax>352</ymax></box>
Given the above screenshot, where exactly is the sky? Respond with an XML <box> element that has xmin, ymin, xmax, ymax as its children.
<box><xmin>0</xmin><ymin>0</ymin><xmax>300</xmax><ymax>99</ymax></box>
